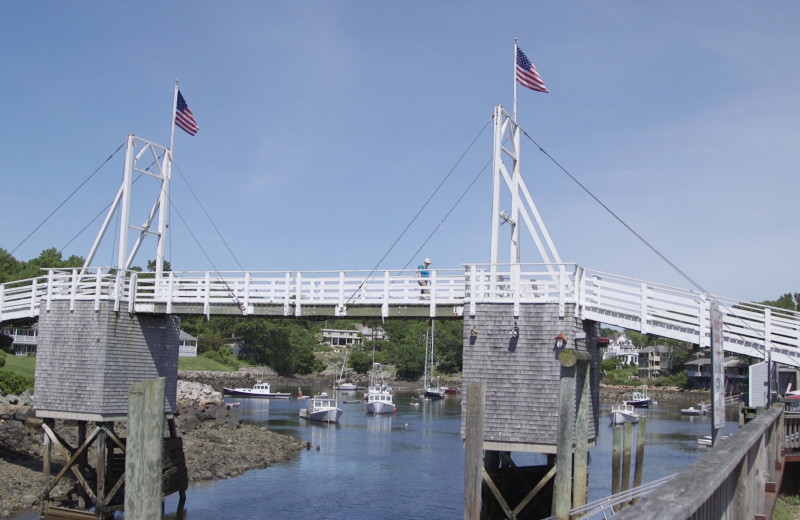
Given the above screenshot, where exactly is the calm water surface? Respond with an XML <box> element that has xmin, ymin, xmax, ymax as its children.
<box><xmin>13</xmin><ymin>389</ymin><xmax>742</xmax><ymax>519</ymax></box>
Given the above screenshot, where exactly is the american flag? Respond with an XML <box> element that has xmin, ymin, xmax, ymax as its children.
<box><xmin>516</xmin><ymin>47</ymin><xmax>548</xmax><ymax>93</ymax></box>
<box><xmin>175</xmin><ymin>90</ymin><xmax>199</xmax><ymax>136</ymax></box>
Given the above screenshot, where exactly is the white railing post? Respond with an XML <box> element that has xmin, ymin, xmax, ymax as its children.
<box><xmin>429</xmin><ymin>270</ymin><xmax>437</xmax><ymax>317</ymax></box>
<box><xmin>93</xmin><ymin>269</ymin><xmax>102</xmax><ymax>312</ymax></box>
<box><xmin>243</xmin><ymin>272</ymin><xmax>251</xmax><ymax>314</ymax></box>
<box><xmin>128</xmin><ymin>272</ymin><xmax>138</xmax><ymax>313</ymax></box>
<box><xmin>295</xmin><ymin>272</ymin><xmax>303</xmax><ymax>317</ymax></box>
<box><xmin>558</xmin><ymin>264</ymin><xmax>566</xmax><ymax>317</ymax></box>
<box><xmin>382</xmin><ymin>271</ymin><xmax>390</xmax><ymax>319</ymax></box>
<box><xmin>283</xmin><ymin>272</ymin><xmax>291</xmax><ymax>316</ymax></box>
<box><xmin>764</xmin><ymin>307</ymin><xmax>773</xmax><ymax>355</ymax></box>
<box><xmin>698</xmin><ymin>294</ymin><xmax>708</xmax><ymax>349</ymax></box>
<box><xmin>640</xmin><ymin>282</ymin><xmax>648</xmax><ymax>334</ymax></box>
<box><xmin>45</xmin><ymin>270</ymin><xmax>54</xmax><ymax>312</ymax></box>
<box><xmin>166</xmin><ymin>271</ymin><xmax>175</xmax><ymax>314</ymax></box>
<box><xmin>29</xmin><ymin>279</ymin><xmax>38</xmax><ymax>317</ymax></box>
<box><xmin>338</xmin><ymin>272</ymin><xmax>346</xmax><ymax>315</ymax></box>
<box><xmin>204</xmin><ymin>272</ymin><xmax>211</xmax><ymax>319</ymax></box>
<box><xmin>576</xmin><ymin>266</ymin><xmax>585</xmax><ymax>319</ymax></box>
<box><xmin>513</xmin><ymin>264</ymin><xmax>521</xmax><ymax>317</ymax></box>
<box><xmin>468</xmin><ymin>265</ymin><xmax>477</xmax><ymax>317</ymax></box>
<box><xmin>69</xmin><ymin>269</ymin><xmax>78</xmax><ymax>312</ymax></box>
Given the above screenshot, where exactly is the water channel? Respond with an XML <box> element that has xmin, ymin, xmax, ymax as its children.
<box><xmin>14</xmin><ymin>388</ymin><xmax>743</xmax><ymax>519</ymax></box>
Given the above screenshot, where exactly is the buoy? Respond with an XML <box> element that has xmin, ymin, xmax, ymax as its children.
<box><xmin>316</xmin><ymin>445</ymin><xmax>321</xmax><ymax>451</ymax></box>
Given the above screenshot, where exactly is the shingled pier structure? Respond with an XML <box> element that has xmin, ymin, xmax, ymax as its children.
<box><xmin>462</xmin><ymin>301</ymin><xmax>600</xmax><ymax>519</ymax></box>
<box><xmin>33</xmin><ymin>299</ymin><xmax>187</xmax><ymax>518</ymax></box>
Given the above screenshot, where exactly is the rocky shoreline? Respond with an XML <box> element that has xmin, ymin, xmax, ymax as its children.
<box><xmin>0</xmin><ymin>373</ymin><xmax>711</xmax><ymax>517</ymax></box>
<box><xmin>0</xmin><ymin>381</ymin><xmax>306</xmax><ymax>517</ymax></box>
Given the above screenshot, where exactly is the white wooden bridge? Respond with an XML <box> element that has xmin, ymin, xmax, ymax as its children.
<box><xmin>2</xmin><ymin>261</ymin><xmax>799</xmax><ymax>366</ymax></box>
<box><xmin>3</xmin><ymin>105</ymin><xmax>798</xmax><ymax>367</ymax></box>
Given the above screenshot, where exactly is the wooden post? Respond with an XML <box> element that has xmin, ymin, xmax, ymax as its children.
<box><xmin>632</xmin><ymin>417</ymin><xmax>647</xmax><ymax>504</ymax></box>
<box><xmin>622</xmin><ymin>422</ymin><xmax>633</xmax><ymax>495</ymax></box>
<box><xmin>612</xmin><ymin>425</ymin><xmax>622</xmax><ymax>497</ymax></box>
<box><xmin>125</xmin><ymin>377</ymin><xmax>166</xmax><ymax>520</ymax></box>
<box><xmin>95</xmin><ymin>426</ymin><xmax>107</xmax><ymax>518</ymax></box>
<box><xmin>554</xmin><ymin>348</ymin><xmax>587</xmax><ymax>519</ymax></box>
<box><xmin>464</xmin><ymin>382</ymin><xmax>485</xmax><ymax>520</ymax></box>
<box><xmin>572</xmin><ymin>359</ymin><xmax>590</xmax><ymax>509</ymax></box>
<box><xmin>41</xmin><ymin>422</ymin><xmax>52</xmax><ymax>517</ymax></box>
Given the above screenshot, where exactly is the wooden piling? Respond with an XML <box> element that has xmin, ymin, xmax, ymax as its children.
<box><xmin>125</xmin><ymin>377</ymin><xmax>166</xmax><ymax>520</ymax></box>
<box><xmin>464</xmin><ymin>382</ymin><xmax>485</xmax><ymax>520</ymax></box>
<box><xmin>622</xmin><ymin>422</ymin><xmax>633</xmax><ymax>495</ymax></box>
<box><xmin>572</xmin><ymin>359</ymin><xmax>590</xmax><ymax>509</ymax></box>
<box><xmin>612</xmin><ymin>425</ymin><xmax>622</xmax><ymax>497</ymax></box>
<box><xmin>632</xmin><ymin>417</ymin><xmax>647</xmax><ymax>504</ymax></box>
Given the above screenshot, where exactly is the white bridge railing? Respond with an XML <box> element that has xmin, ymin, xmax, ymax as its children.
<box><xmin>2</xmin><ymin>264</ymin><xmax>799</xmax><ymax>364</ymax></box>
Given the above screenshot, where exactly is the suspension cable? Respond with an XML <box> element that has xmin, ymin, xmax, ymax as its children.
<box><xmin>343</xmin><ymin>115</ymin><xmax>493</xmax><ymax>306</ymax></box>
<box><xmin>11</xmin><ymin>141</ymin><xmax>126</xmax><ymax>256</ymax></box>
<box><xmin>518</xmin><ymin>125</ymin><xmax>784</xmax><ymax>361</ymax></box>
<box><xmin>173</xmin><ymin>161</ymin><xmax>245</xmax><ymax>271</ymax></box>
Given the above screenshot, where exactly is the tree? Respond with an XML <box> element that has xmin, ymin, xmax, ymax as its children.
<box><xmin>761</xmin><ymin>293</ymin><xmax>799</xmax><ymax>311</ymax></box>
<box><xmin>233</xmin><ymin>318</ymin><xmax>317</xmax><ymax>375</ymax></box>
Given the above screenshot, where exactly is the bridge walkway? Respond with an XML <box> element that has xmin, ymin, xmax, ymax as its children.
<box><xmin>1</xmin><ymin>263</ymin><xmax>799</xmax><ymax>366</ymax></box>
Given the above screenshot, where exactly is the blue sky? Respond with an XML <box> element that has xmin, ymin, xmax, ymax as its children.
<box><xmin>2</xmin><ymin>2</ymin><xmax>798</xmax><ymax>303</ymax></box>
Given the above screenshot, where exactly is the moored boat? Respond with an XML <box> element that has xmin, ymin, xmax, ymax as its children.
<box><xmin>624</xmin><ymin>385</ymin><xmax>653</xmax><ymax>408</ymax></box>
<box><xmin>223</xmin><ymin>381</ymin><xmax>291</xmax><ymax>399</ymax></box>
<box><xmin>364</xmin><ymin>362</ymin><xmax>396</xmax><ymax>414</ymax></box>
<box><xmin>299</xmin><ymin>394</ymin><xmax>343</xmax><ymax>423</ymax></box>
<box><xmin>423</xmin><ymin>324</ymin><xmax>445</xmax><ymax>401</ymax></box>
<box><xmin>681</xmin><ymin>402</ymin><xmax>710</xmax><ymax>416</ymax></box>
<box><xmin>609</xmin><ymin>404</ymin><xmax>639</xmax><ymax>425</ymax></box>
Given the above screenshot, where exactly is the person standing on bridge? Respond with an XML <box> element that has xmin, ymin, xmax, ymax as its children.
<box><xmin>417</xmin><ymin>258</ymin><xmax>432</xmax><ymax>299</ymax></box>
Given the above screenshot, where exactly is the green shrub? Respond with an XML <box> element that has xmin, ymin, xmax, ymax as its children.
<box><xmin>0</xmin><ymin>351</ymin><xmax>5</xmax><ymax>369</ymax></box>
<box><xmin>0</xmin><ymin>370</ymin><xmax>34</xmax><ymax>395</ymax></box>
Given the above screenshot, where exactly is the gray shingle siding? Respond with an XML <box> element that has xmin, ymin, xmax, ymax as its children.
<box><xmin>33</xmin><ymin>299</ymin><xmax>179</xmax><ymax>420</ymax></box>
<box><xmin>461</xmin><ymin>303</ymin><xmax>599</xmax><ymax>449</ymax></box>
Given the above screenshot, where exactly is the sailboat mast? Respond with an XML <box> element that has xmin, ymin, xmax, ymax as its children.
<box><xmin>424</xmin><ymin>331</ymin><xmax>429</xmax><ymax>390</ymax></box>
<box><xmin>431</xmin><ymin>320</ymin><xmax>436</xmax><ymax>385</ymax></box>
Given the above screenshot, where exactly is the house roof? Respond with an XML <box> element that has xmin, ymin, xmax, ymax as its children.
<box><xmin>179</xmin><ymin>330</ymin><xmax>198</xmax><ymax>342</ymax></box>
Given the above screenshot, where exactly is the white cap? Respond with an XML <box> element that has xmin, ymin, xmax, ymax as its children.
<box><xmin>424</xmin><ymin>258</ymin><xmax>431</xmax><ymax>264</ymax></box>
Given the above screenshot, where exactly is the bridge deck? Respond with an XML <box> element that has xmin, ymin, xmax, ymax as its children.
<box><xmin>1</xmin><ymin>263</ymin><xmax>798</xmax><ymax>364</ymax></box>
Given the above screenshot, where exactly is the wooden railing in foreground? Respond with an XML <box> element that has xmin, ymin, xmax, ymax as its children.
<box><xmin>613</xmin><ymin>404</ymin><xmax>785</xmax><ymax>520</ymax></box>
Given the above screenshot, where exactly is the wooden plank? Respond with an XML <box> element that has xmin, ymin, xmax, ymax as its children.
<box><xmin>125</xmin><ymin>378</ymin><xmax>166</xmax><ymax>520</ymax></box>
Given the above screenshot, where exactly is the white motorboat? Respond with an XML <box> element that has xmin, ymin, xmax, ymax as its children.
<box><xmin>223</xmin><ymin>381</ymin><xmax>291</xmax><ymax>399</ymax></box>
<box><xmin>365</xmin><ymin>363</ymin><xmax>395</xmax><ymax>414</ymax></box>
<box><xmin>299</xmin><ymin>394</ymin><xmax>343</xmax><ymax>423</ymax></box>
<box><xmin>366</xmin><ymin>391</ymin><xmax>396</xmax><ymax>414</ymax></box>
<box><xmin>609</xmin><ymin>404</ymin><xmax>640</xmax><ymax>425</ymax></box>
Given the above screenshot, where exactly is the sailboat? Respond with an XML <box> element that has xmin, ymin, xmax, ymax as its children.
<box><xmin>423</xmin><ymin>323</ymin><xmax>445</xmax><ymax>401</ymax></box>
<box><xmin>334</xmin><ymin>346</ymin><xmax>358</xmax><ymax>391</ymax></box>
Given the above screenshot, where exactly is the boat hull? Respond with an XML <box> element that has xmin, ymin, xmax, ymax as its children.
<box><xmin>424</xmin><ymin>388</ymin><xmax>445</xmax><ymax>400</ymax></box>
<box><xmin>300</xmin><ymin>407</ymin><xmax>343</xmax><ymax>423</ymax></box>
<box><xmin>223</xmin><ymin>387</ymin><xmax>291</xmax><ymax>399</ymax></box>
<box><xmin>366</xmin><ymin>401</ymin><xmax>395</xmax><ymax>414</ymax></box>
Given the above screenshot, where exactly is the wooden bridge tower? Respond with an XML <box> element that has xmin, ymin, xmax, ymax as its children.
<box><xmin>461</xmin><ymin>105</ymin><xmax>601</xmax><ymax>518</ymax></box>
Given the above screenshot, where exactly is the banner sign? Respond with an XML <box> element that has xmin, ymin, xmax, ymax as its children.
<box><xmin>711</xmin><ymin>302</ymin><xmax>726</xmax><ymax>429</ymax></box>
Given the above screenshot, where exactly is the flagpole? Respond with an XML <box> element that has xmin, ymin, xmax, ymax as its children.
<box><xmin>169</xmin><ymin>80</ymin><xmax>179</xmax><ymax>155</ymax></box>
<box><xmin>513</xmin><ymin>37</ymin><xmax>518</xmax><ymax>122</ymax></box>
